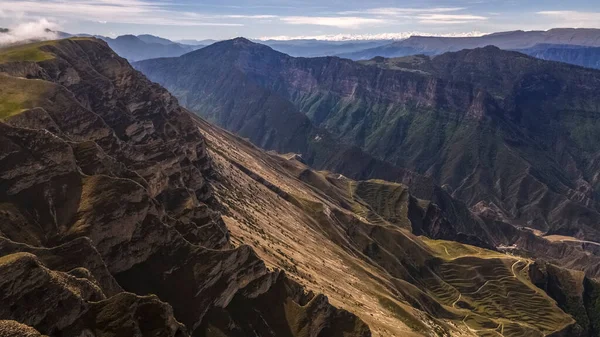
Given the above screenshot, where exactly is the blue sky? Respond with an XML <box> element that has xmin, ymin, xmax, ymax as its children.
<box><xmin>1</xmin><ymin>0</ymin><xmax>599</xmax><ymax>40</ymax></box>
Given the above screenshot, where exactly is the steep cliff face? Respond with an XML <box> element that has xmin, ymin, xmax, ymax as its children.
<box><xmin>0</xmin><ymin>38</ymin><xmax>369</xmax><ymax>337</ymax></box>
<box><xmin>135</xmin><ymin>39</ymin><xmax>600</xmax><ymax>249</ymax></box>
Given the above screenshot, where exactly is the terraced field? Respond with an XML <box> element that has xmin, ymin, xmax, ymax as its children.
<box><xmin>349</xmin><ymin>180</ymin><xmax>413</xmax><ymax>229</ymax></box>
<box><xmin>420</xmin><ymin>249</ymin><xmax>575</xmax><ymax>336</ymax></box>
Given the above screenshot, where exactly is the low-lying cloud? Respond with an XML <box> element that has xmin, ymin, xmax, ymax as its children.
<box><xmin>0</xmin><ymin>19</ymin><xmax>59</xmax><ymax>46</ymax></box>
<box><xmin>280</xmin><ymin>16</ymin><xmax>385</xmax><ymax>29</ymax></box>
<box><xmin>537</xmin><ymin>11</ymin><xmax>600</xmax><ymax>28</ymax></box>
<box><xmin>258</xmin><ymin>31</ymin><xmax>487</xmax><ymax>41</ymax></box>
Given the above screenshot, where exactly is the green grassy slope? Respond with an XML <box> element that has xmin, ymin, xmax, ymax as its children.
<box><xmin>0</xmin><ymin>74</ymin><xmax>53</xmax><ymax>119</ymax></box>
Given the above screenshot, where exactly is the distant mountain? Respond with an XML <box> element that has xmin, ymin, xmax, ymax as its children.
<box><xmin>175</xmin><ymin>38</ymin><xmax>393</xmax><ymax>57</ymax></box>
<box><xmin>135</xmin><ymin>38</ymin><xmax>600</xmax><ymax>251</ymax></box>
<box><xmin>99</xmin><ymin>34</ymin><xmax>202</xmax><ymax>61</ymax></box>
<box><xmin>176</xmin><ymin>38</ymin><xmax>218</xmax><ymax>45</ymax></box>
<box><xmin>136</xmin><ymin>33</ymin><xmax>178</xmax><ymax>45</ymax></box>
<box><xmin>135</xmin><ymin>39</ymin><xmax>437</xmax><ymax>203</ymax></box>
<box><xmin>176</xmin><ymin>37</ymin><xmax>391</xmax><ymax>57</ymax></box>
<box><xmin>517</xmin><ymin>44</ymin><xmax>600</xmax><ymax>69</ymax></box>
<box><xmin>51</xmin><ymin>32</ymin><xmax>203</xmax><ymax>61</ymax></box>
<box><xmin>341</xmin><ymin>28</ymin><xmax>600</xmax><ymax>60</ymax></box>
<box><xmin>259</xmin><ymin>39</ymin><xmax>392</xmax><ymax>57</ymax></box>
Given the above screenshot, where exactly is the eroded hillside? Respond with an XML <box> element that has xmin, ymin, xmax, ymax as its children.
<box><xmin>196</xmin><ymin>117</ymin><xmax>600</xmax><ymax>337</ymax></box>
<box><xmin>0</xmin><ymin>38</ymin><xmax>368</xmax><ymax>337</ymax></box>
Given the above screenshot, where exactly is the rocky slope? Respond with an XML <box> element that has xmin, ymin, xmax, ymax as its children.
<box><xmin>194</xmin><ymin>115</ymin><xmax>600</xmax><ymax>337</ymax></box>
<box><xmin>0</xmin><ymin>38</ymin><xmax>369</xmax><ymax>337</ymax></box>
<box><xmin>134</xmin><ymin>39</ymin><xmax>600</xmax><ymax>256</ymax></box>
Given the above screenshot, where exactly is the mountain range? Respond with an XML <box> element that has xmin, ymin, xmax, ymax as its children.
<box><xmin>5</xmin><ymin>27</ymin><xmax>600</xmax><ymax>69</ymax></box>
<box><xmin>258</xmin><ymin>39</ymin><xmax>392</xmax><ymax>57</ymax></box>
<box><xmin>135</xmin><ymin>38</ymin><xmax>600</xmax><ymax>273</ymax></box>
<box><xmin>515</xmin><ymin>44</ymin><xmax>600</xmax><ymax>70</ymax></box>
<box><xmin>51</xmin><ymin>32</ymin><xmax>205</xmax><ymax>61</ymax></box>
<box><xmin>100</xmin><ymin>35</ymin><xmax>204</xmax><ymax>61</ymax></box>
<box><xmin>3</xmin><ymin>37</ymin><xmax>600</xmax><ymax>337</ymax></box>
<box><xmin>93</xmin><ymin>29</ymin><xmax>600</xmax><ymax>70</ymax></box>
<box><xmin>85</xmin><ymin>28</ymin><xmax>600</xmax><ymax>66</ymax></box>
<box><xmin>339</xmin><ymin>28</ymin><xmax>600</xmax><ymax>60</ymax></box>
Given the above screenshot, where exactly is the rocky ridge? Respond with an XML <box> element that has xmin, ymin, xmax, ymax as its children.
<box><xmin>0</xmin><ymin>38</ymin><xmax>369</xmax><ymax>337</ymax></box>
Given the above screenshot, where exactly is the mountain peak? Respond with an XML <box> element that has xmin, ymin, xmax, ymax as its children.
<box><xmin>485</xmin><ymin>30</ymin><xmax>526</xmax><ymax>37</ymax></box>
<box><xmin>225</xmin><ymin>37</ymin><xmax>269</xmax><ymax>50</ymax></box>
<box><xmin>435</xmin><ymin>44</ymin><xmax>526</xmax><ymax>61</ymax></box>
<box><xmin>206</xmin><ymin>37</ymin><xmax>267</xmax><ymax>51</ymax></box>
<box><xmin>231</xmin><ymin>36</ymin><xmax>254</xmax><ymax>44</ymax></box>
<box><xmin>136</xmin><ymin>34</ymin><xmax>176</xmax><ymax>45</ymax></box>
<box><xmin>115</xmin><ymin>34</ymin><xmax>139</xmax><ymax>41</ymax></box>
<box><xmin>179</xmin><ymin>36</ymin><xmax>281</xmax><ymax>60</ymax></box>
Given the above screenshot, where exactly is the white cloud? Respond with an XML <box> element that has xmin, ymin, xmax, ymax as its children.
<box><xmin>224</xmin><ymin>15</ymin><xmax>278</xmax><ymax>19</ymax></box>
<box><xmin>0</xmin><ymin>0</ymin><xmax>248</xmax><ymax>27</ymax></box>
<box><xmin>340</xmin><ymin>7</ymin><xmax>465</xmax><ymax>16</ymax></box>
<box><xmin>335</xmin><ymin>7</ymin><xmax>487</xmax><ymax>26</ymax></box>
<box><xmin>258</xmin><ymin>31</ymin><xmax>487</xmax><ymax>41</ymax></box>
<box><xmin>536</xmin><ymin>11</ymin><xmax>600</xmax><ymax>27</ymax></box>
<box><xmin>0</xmin><ymin>18</ymin><xmax>59</xmax><ymax>45</ymax></box>
<box><xmin>418</xmin><ymin>14</ymin><xmax>488</xmax><ymax>24</ymax></box>
<box><xmin>288</xmin><ymin>7</ymin><xmax>487</xmax><ymax>27</ymax></box>
<box><xmin>280</xmin><ymin>16</ymin><xmax>385</xmax><ymax>29</ymax></box>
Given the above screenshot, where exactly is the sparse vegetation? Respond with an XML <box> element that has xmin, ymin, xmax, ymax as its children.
<box><xmin>377</xmin><ymin>295</ymin><xmax>430</xmax><ymax>334</ymax></box>
<box><xmin>422</xmin><ymin>237</ymin><xmax>506</xmax><ymax>260</ymax></box>
<box><xmin>0</xmin><ymin>41</ymin><xmax>56</xmax><ymax>63</ymax></box>
<box><xmin>0</xmin><ymin>74</ymin><xmax>52</xmax><ymax>119</ymax></box>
